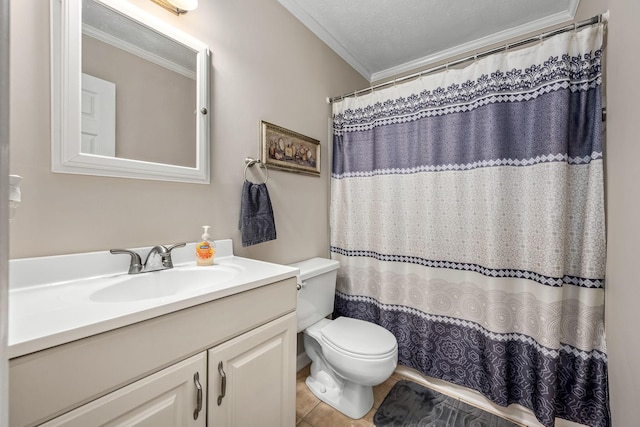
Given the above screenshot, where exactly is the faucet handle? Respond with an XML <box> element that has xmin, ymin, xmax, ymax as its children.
<box><xmin>166</xmin><ymin>243</ymin><xmax>186</xmax><ymax>252</ymax></box>
<box><xmin>160</xmin><ymin>243</ymin><xmax>186</xmax><ymax>269</ymax></box>
<box><xmin>110</xmin><ymin>249</ymin><xmax>143</xmax><ymax>274</ymax></box>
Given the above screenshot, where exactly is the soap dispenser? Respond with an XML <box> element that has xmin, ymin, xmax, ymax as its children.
<box><xmin>196</xmin><ymin>225</ymin><xmax>215</xmax><ymax>266</ymax></box>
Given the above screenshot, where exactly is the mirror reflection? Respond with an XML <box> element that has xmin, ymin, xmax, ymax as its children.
<box><xmin>81</xmin><ymin>0</ymin><xmax>197</xmax><ymax>167</ymax></box>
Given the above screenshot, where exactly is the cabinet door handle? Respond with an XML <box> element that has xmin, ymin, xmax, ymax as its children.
<box><xmin>217</xmin><ymin>361</ymin><xmax>226</xmax><ymax>406</ymax></box>
<box><xmin>193</xmin><ymin>372</ymin><xmax>203</xmax><ymax>420</ymax></box>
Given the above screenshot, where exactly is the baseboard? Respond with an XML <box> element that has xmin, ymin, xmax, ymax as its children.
<box><xmin>296</xmin><ymin>351</ymin><xmax>311</xmax><ymax>372</ymax></box>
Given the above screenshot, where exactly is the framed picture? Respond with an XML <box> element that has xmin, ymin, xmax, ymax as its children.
<box><xmin>260</xmin><ymin>121</ymin><xmax>320</xmax><ymax>177</ymax></box>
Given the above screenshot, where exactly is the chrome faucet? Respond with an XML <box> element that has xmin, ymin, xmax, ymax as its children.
<box><xmin>110</xmin><ymin>243</ymin><xmax>186</xmax><ymax>274</ymax></box>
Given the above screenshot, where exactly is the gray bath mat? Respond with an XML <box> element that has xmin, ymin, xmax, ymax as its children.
<box><xmin>374</xmin><ymin>380</ymin><xmax>519</xmax><ymax>427</ymax></box>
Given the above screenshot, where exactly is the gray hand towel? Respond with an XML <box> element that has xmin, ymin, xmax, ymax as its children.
<box><xmin>239</xmin><ymin>180</ymin><xmax>277</xmax><ymax>247</ymax></box>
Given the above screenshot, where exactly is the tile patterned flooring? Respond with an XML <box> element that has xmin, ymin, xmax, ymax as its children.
<box><xmin>295</xmin><ymin>365</ymin><xmax>405</xmax><ymax>427</ymax></box>
<box><xmin>295</xmin><ymin>365</ymin><xmax>526</xmax><ymax>427</ymax></box>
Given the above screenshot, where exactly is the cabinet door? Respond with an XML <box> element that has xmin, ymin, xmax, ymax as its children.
<box><xmin>208</xmin><ymin>312</ymin><xmax>296</xmax><ymax>427</ymax></box>
<box><xmin>40</xmin><ymin>352</ymin><xmax>207</xmax><ymax>427</ymax></box>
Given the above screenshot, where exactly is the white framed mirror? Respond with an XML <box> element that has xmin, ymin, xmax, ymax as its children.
<box><xmin>51</xmin><ymin>0</ymin><xmax>210</xmax><ymax>183</ymax></box>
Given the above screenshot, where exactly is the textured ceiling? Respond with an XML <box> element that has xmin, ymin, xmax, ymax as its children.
<box><xmin>277</xmin><ymin>0</ymin><xmax>580</xmax><ymax>82</ymax></box>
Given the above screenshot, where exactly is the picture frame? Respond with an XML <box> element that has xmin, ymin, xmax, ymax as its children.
<box><xmin>260</xmin><ymin>121</ymin><xmax>320</xmax><ymax>177</ymax></box>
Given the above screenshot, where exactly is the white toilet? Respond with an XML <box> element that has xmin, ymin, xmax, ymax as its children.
<box><xmin>291</xmin><ymin>258</ymin><xmax>398</xmax><ymax>419</ymax></box>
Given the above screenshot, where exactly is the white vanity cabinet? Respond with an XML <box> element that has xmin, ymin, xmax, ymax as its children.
<box><xmin>9</xmin><ymin>277</ymin><xmax>297</xmax><ymax>427</ymax></box>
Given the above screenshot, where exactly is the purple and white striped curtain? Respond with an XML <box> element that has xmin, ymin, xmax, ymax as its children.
<box><xmin>331</xmin><ymin>23</ymin><xmax>608</xmax><ymax>427</ymax></box>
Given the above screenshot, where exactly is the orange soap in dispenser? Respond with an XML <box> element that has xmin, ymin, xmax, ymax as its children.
<box><xmin>196</xmin><ymin>226</ymin><xmax>215</xmax><ymax>266</ymax></box>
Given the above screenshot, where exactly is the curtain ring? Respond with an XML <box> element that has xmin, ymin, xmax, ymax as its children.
<box><xmin>244</xmin><ymin>159</ymin><xmax>269</xmax><ymax>184</ymax></box>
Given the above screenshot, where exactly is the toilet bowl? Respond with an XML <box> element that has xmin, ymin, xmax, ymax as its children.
<box><xmin>290</xmin><ymin>258</ymin><xmax>398</xmax><ymax>419</ymax></box>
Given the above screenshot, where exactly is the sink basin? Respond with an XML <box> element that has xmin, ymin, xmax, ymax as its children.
<box><xmin>90</xmin><ymin>265</ymin><xmax>244</xmax><ymax>303</ymax></box>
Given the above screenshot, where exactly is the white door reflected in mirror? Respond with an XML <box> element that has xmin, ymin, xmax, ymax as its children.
<box><xmin>81</xmin><ymin>73</ymin><xmax>116</xmax><ymax>157</ymax></box>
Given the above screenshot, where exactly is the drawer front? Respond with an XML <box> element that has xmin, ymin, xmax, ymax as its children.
<box><xmin>39</xmin><ymin>353</ymin><xmax>207</xmax><ymax>427</ymax></box>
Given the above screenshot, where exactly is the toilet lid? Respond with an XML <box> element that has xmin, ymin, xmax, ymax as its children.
<box><xmin>320</xmin><ymin>317</ymin><xmax>397</xmax><ymax>357</ymax></box>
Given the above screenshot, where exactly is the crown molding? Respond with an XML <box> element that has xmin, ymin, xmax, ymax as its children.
<box><xmin>276</xmin><ymin>0</ymin><xmax>372</xmax><ymax>79</ymax></box>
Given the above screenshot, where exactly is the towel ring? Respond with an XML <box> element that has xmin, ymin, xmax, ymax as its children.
<box><xmin>244</xmin><ymin>158</ymin><xmax>269</xmax><ymax>184</ymax></box>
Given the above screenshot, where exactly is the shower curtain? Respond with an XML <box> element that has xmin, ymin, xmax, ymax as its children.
<box><xmin>331</xmin><ymin>24</ymin><xmax>608</xmax><ymax>427</ymax></box>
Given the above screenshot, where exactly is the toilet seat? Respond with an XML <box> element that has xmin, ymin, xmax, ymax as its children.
<box><xmin>320</xmin><ymin>317</ymin><xmax>397</xmax><ymax>359</ymax></box>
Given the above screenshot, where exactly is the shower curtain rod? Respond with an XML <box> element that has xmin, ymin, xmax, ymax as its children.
<box><xmin>328</xmin><ymin>13</ymin><xmax>606</xmax><ymax>104</ymax></box>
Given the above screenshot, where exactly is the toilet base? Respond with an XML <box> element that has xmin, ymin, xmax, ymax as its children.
<box><xmin>305</xmin><ymin>372</ymin><xmax>374</xmax><ymax>419</ymax></box>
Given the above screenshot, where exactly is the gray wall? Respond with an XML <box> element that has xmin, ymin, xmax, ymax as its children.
<box><xmin>8</xmin><ymin>0</ymin><xmax>367</xmax><ymax>263</ymax></box>
<box><xmin>603</xmin><ymin>0</ymin><xmax>640</xmax><ymax>426</ymax></box>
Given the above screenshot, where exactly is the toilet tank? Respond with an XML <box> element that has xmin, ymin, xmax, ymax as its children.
<box><xmin>289</xmin><ymin>257</ymin><xmax>340</xmax><ymax>332</ymax></box>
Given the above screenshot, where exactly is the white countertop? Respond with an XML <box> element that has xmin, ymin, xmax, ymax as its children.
<box><xmin>8</xmin><ymin>240</ymin><xmax>298</xmax><ymax>359</ymax></box>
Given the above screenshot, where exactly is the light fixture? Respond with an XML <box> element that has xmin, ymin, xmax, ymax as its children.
<box><xmin>151</xmin><ymin>0</ymin><xmax>198</xmax><ymax>15</ymax></box>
